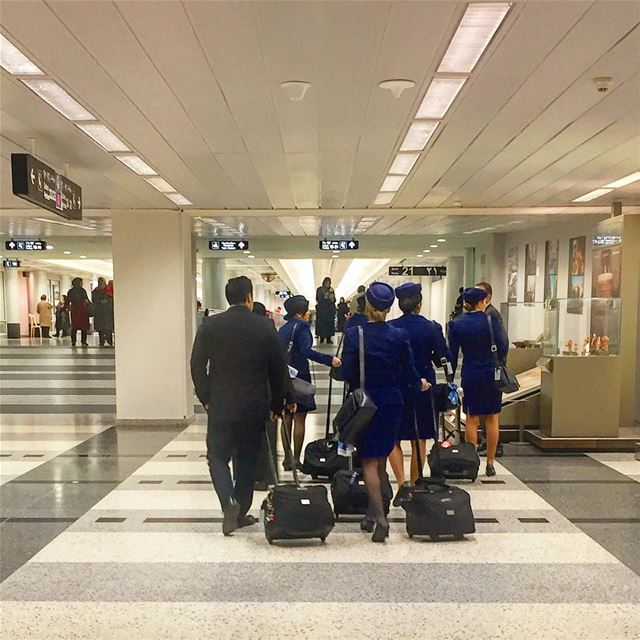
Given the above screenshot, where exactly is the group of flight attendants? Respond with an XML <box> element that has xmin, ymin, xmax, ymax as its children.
<box><xmin>278</xmin><ymin>280</ymin><xmax>508</xmax><ymax>543</ymax></box>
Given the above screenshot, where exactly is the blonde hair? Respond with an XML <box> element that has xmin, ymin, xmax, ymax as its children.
<box><xmin>464</xmin><ymin>300</ymin><xmax>485</xmax><ymax>313</ymax></box>
<box><xmin>365</xmin><ymin>300</ymin><xmax>388</xmax><ymax>323</ymax></box>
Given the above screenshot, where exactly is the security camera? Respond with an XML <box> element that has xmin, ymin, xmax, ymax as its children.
<box><xmin>593</xmin><ymin>77</ymin><xmax>613</xmax><ymax>93</ymax></box>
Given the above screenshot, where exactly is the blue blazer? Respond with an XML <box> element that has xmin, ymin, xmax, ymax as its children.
<box><xmin>279</xmin><ymin>318</ymin><xmax>332</xmax><ymax>378</ymax></box>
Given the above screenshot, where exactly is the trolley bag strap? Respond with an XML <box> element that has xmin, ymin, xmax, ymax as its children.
<box><xmin>486</xmin><ymin>315</ymin><xmax>519</xmax><ymax>394</ymax></box>
<box><xmin>358</xmin><ymin>325</ymin><xmax>365</xmax><ymax>390</ymax></box>
<box><xmin>413</xmin><ymin>397</ymin><xmax>446</xmax><ymax>486</ymax></box>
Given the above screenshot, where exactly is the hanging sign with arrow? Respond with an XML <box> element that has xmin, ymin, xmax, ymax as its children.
<box><xmin>319</xmin><ymin>239</ymin><xmax>359</xmax><ymax>251</ymax></box>
<box><xmin>208</xmin><ymin>240</ymin><xmax>250</xmax><ymax>251</ymax></box>
<box><xmin>389</xmin><ymin>265</ymin><xmax>447</xmax><ymax>277</ymax></box>
<box><xmin>5</xmin><ymin>239</ymin><xmax>47</xmax><ymax>251</ymax></box>
<box><xmin>11</xmin><ymin>154</ymin><xmax>82</xmax><ymax>220</ymax></box>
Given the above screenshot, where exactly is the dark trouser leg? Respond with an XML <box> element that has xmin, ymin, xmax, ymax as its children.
<box><xmin>206</xmin><ymin>421</ymin><xmax>235</xmax><ymax>511</ymax></box>
<box><xmin>81</xmin><ymin>330</ymin><xmax>88</xmax><ymax>345</ymax></box>
<box><xmin>98</xmin><ymin>331</ymin><xmax>105</xmax><ymax>346</ymax></box>
<box><xmin>106</xmin><ymin>330</ymin><xmax>113</xmax><ymax>346</ymax></box>
<box><xmin>232</xmin><ymin>422</ymin><xmax>264</xmax><ymax>518</ymax></box>
<box><xmin>71</xmin><ymin>329</ymin><xmax>78</xmax><ymax>345</ymax></box>
<box><xmin>42</xmin><ymin>326</ymin><xmax>50</xmax><ymax>338</ymax></box>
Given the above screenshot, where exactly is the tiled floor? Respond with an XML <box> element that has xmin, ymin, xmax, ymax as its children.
<box><xmin>1</xmin><ymin>340</ymin><xmax>639</xmax><ymax>639</ymax></box>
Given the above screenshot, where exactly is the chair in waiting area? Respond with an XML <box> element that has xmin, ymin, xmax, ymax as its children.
<box><xmin>28</xmin><ymin>313</ymin><xmax>43</xmax><ymax>340</ymax></box>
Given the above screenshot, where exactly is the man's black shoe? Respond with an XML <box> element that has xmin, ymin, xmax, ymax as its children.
<box><xmin>496</xmin><ymin>442</ymin><xmax>504</xmax><ymax>458</ymax></box>
<box><xmin>222</xmin><ymin>498</ymin><xmax>241</xmax><ymax>536</ymax></box>
<box><xmin>237</xmin><ymin>515</ymin><xmax>259</xmax><ymax>529</ymax></box>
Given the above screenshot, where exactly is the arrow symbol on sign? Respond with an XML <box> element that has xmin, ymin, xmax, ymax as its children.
<box><xmin>348</xmin><ymin>241</ymin><xmax>355</xmax><ymax>249</ymax></box>
<box><xmin>8</xmin><ymin>241</ymin><xmax>16</xmax><ymax>249</ymax></box>
<box><xmin>238</xmin><ymin>242</ymin><xmax>246</xmax><ymax>249</ymax></box>
<box><xmin>30</xmin><ymin>169</ymin><xmax>35</xmax><ymax>184</ymax></box>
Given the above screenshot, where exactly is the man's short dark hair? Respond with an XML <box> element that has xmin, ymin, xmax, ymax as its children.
<box><xmin>476</xmin><ymin>282</ymin><xmax>492</xmax><ymax>296</ymax></box>
<box><xmin>225</xmin><ymin>276</ymin><xmax>253</xmax><ymax>305</ymax></box>
<box><xmin>357</xmin><ymin>285</ymin><xmax>366</xmax><ymax>292</ymax></box>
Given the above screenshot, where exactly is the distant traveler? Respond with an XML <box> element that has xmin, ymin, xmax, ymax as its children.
<box><xmin>448</xmin><ymin>287</ymin><xmax>508</xmax><ymax>477</ymax></box>
<box><xmin>449</xmin><ymin>286</ymin><xmax>465</xmax><ymax>321</ymax></box>
<box><xmin>36</xmin><ymin>294</ymin><xmax>53</xmax><ymax>338</ymax></box>
<box><xmin>92</xmin><ymin>277</ymin><xmax>114</xmax><ymax>347</ymax></box>
<box><xmin>190</xmin><ymin>276</ymin><xmax>291</xmax><ymax>536</ymax></box>
<box><xmin>336</xmin><ymin>297</ymin><xmax>349</xmax><ymax>333</ymax></box>
<box><xmin>66</xmin><ymin>278</ymin><xmax>90</xmax><ymax>347</ymax></box>
<box><xmin>349</xmin><ymin>285</ymin><xmax>366</xmax><ymax>315</ymax></box>
<box><xmin>344</xmin><ymin>293</ymin><xmax>368</xmax><ymax>332</ymax></box>
<box><xmin>315</xmin><ymin>276</ymin><xmax>336</xmax><ymax>344</ymax></box>
<box><xmin>53</xmin><ymin>295</ymin><xmax>70</xmax><ymax>337</ymax></box>
<box><xmin>279</xmin><ymin>295</ymin><xmax>341</xmax><ymax>471</ymax></box>
<box><xmin>196</xmin><ymin>300</ymin><xmax>205</xmax><ymax>327</ymax></box>
<box><xmin>341</xmin><ymin>282</ymin><xmax>429</xmax><ymax>542</ymax></box>
<box><xmin>388</xmin><ymin>283</ymin><xmax>449</xmax><ymax>494</ymax></box>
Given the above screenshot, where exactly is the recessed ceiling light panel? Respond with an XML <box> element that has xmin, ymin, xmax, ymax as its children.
<box><xmin>166</xmin><ymin>193</ymin><xmax>192</xmax><ymax>206</ymax></box>
<box><xmin>374</xmin><ymin>192</ymin><xmax>394</xmax><ymax>205</ymax></box>
<box><xmin>144</xmin><ymin>176</ymin><xmax>176</xmax><ymax>193</ymax></box>
<box><xmin>0</xmin><ymin>34</ymin><xmax>42</xmax><ymax>74</ymax></box>
<box><xmin>380</xmin><ymin>175</ymin><xmax>406</xmax><ymax>192</ymax></box>
<box><xmin>21</xmin><ymin>79</ymin><xmax>94</xmax><ymax>120</ymax></box>
<box><xmin>603</xmin><ymin>171</ymin><xmax>640</xmax><ymax>189</ymax></box>
<box><xmin>76</xmin><ymin>123</ymin><xmax>129</xmax><ymax>152</ymax></box>
<box><xmin>572</xmin><ymin>188</ymin><xmax>613</xmax><ymax>202</ymax></box>
<box><xmin>416</xmin><ymin>77</ymin><xmax>467</xmax><ymax>119</ymax></box>
<box><xmin>400</xmin><ymin>121</ymin><xmax>439</xmax><ymax>151</ymax></box>
<box><xmin>114</xmin><ymin>154</ymin><xmax>157</xmax><ymax>176</ymax></box>
<box><xmin>389</xmin><ymin>152</ymin><xmax>419</xmax><ymax>175</ymax></box>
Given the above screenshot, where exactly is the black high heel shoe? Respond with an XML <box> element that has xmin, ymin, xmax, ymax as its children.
<box><xmin>372</xmin><ymin>519</ymin><xmax>390</xmax><ymax>543</ymax></box>
<box><xmin>485</xmin><ymin>463</ymin><xmax>496</xmax><ymax>477</ymax></box>
<box><xmin>360</xmin><ymin>517</ymin><xmax>375</xmax><ymax>533</ymax></box>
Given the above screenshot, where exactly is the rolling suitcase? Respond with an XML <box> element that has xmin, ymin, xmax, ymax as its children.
<box><xmin>330</xmin><ymin>453</ymin><xmax>392</xmax><ymax>519</ymax></box>
<box><xmin>401</xmin><ymin>397</ymin><xmax>475</xmax><ymax>541</ymax></box>
<box><xmin>262</xmin><ymin>417</ymin><xmax>335</xmax><ymax>545</ymax></box>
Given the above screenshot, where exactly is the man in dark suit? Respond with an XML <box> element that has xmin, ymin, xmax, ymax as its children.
<box><xmin>191</xmin><ymin>276</ymin><xmax>291</xmax><ymax>536</ymax></box>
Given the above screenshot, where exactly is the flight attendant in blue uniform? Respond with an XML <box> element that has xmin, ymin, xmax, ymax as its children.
<box><xmin>344</xmin><ymin>293</ymin><xmax>368</xmax><ymax>332</ymax></box>
<box><xmin>341</xmin><ymin>282</ymin><xmax>428</xmax><ymax>542</ymax></box>
<box><xmin>279</xmin><ymin>295</ymin><xmax>341</xmax><ymax>472</ymax></box>
<box><xmin>448</xmin><ymin>287</ymin><xmax>509</xmax><ymax>477</ymax></box>
<box><xmin>388</xmin><ymin>283</ymin><xmax>450</xmax><ymax>494</ymax></box>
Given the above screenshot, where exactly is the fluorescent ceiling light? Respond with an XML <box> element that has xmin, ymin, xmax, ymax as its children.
<box><xmin>400</xmin><ymin>120</ymin><xmax>439</xmax><ymax>151</ymax></box>
<box><xmin>374</xmin><ymin>192</ymin><xmax>394</xmax><ymax>205</ymax></box>
<box><xmin>416</xmin><ymin>78</ymin><xmax>467</xmax><ymax>119</ymax></box>
<box><xmin>166</xmin><ymin>193</ymin><xmax>192</xmax><ymax>206</ymax></box>
<box><xmin>437</xmin><ymin>238</ymin><xmax>446</xmax><ymax>242</ymax></box>
<box><xmin>80</xmin><ymin>255</ymin><xmax>87</xmax><ymax>259</ymax></box>
<box><xmin>381</xmin><ymin>175</ymin><xmax>406</xmax><ymax>192</ymax></box>
<box><xmin>32</xmin><ymin>217</ymin><xmax>96</xmax><ymax>231</ymax></box>
<box><xmin>335</xmin><ymin>258</ymin><xmax>391</xmax><ymax>300</ymax></box>
<box><xmin>416</xmin><ymin>254</ymin><xmax>423</xmax><ymax>258</ymax></box>
<box><xmin>389</xmin><ymin>152</ymin><xmax>419</xmax><ymax>175</ymax></box>
<box><xmin>0</xmin><ymin>34</ymin><xmax>42</xmax><ymax>74</ymax></box>
<box><xmin>46</xmin><ymin>245</ymin><xmax>54</xmax><ymax>250</ymax></box>
<box><xmin>430</xmin><ymin>244</ymin><xmax>438</xmax><ymax>248</ymax></box>
<box><xmin>21</xmin><ymin>79</ymin><xmax>94</xmax><ymax>121</ymax></box>
<box><xmin>604</xmin><ymin>171</ymin><xmax>640</xmax><ymax>189</ymax></box>
<box><xmin>144</xmin><ymin>176</ymin><xmax>176</xmax><ymax>193</ymax></box>
<box><xmin>424</xmin><ymin>250</ymin><xmax>431</xmax><ymax>253</ymax></box>
<box><xmin>438</xmin><ymin>3</ymin><xmax>511</xmax><ymax>73</ymax></box>
<box><xmin>41</xmin><ymin>258</ymin><xmax>113</xmax><ymax>278</ymax></box>
<box><xmin>76</xmin><ymin>123</ymin><xmax>129</xmax><ymax>152</ymax></box>
<box><xmin>572</xmin><ymin>188</ymin><xmax>613</xmax><ymax>202</ymax></box>
<box><xmin>114</xmin><ymin>154</ymin><xmax>156</xmax><ymax>176</ymax></box>
<box><xmin>63</xmin><ymin>251</ymin><xmax>71</xmax><ymax>255</ymax></box>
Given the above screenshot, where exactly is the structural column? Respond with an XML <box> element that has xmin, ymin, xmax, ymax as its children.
<box><xmin>445</xmin><ymin>256</ymin><xmax>465</xmax><ymax>320</ymax></box>
<box><xmin>202</xmin><ymin>258</ymin><xmax>227</xmax><ymax>312</ymax></box>
<box><xmin>112</xmin><ymin>211</ymin><xmax>195</xmax><ymax>425</ymax></box>
<box><xmin>5</xmin><ymin>268</ymin><xmax>21</xmax><ymax>339</ymax></box>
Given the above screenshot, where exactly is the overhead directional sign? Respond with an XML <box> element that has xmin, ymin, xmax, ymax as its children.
<box><xmin>208</xmin><ymin>239</ymin><xmax>250</xmax><ymax>251</ymax></box>
<box><xmin>11</xmin><ymin>154</ymin><xmax>82</xmax><ymax>220</ymax></box>
<box><xmin>2</xmin><ymin>259</ymin><xmax>21</xmax><ymax>268</ymax></box>
<box><xmin>389</xmin><ymin>265</ymin><xmax>447</xmax><ymax>277</ymax></box>
<box><xmin>319</xmin><ymin>239</ymin><xmax>359</xmax><ymax>251</ymax></box>
<box><xmin>5</xmin><ymin>239</ymin><xmax>47</xmax><ymax>251</ymax></box>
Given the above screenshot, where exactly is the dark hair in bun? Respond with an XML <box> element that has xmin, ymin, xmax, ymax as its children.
<box><xmin>399</xmin><ymin>293</ymin><xmax>422</xmax><ymax>314</ymax></box>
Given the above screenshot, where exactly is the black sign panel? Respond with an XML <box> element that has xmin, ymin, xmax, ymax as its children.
<box><xmin>11</xmin><ymin>154</ymin><xmax>82</xmax><ymax>220</ymax></box>
<box><xmin>209</xmin><ymin>240</ymin><xmax>250</xmax><ymax>251</ymax></box>
<box><xmin>5</xmin><ymin>239</ymin><xmax>47</xmax><ymax>251</ymax></box>
<box><xmin>275</xmin><ymin>290</ymin><xmax>291</xmax><ymax>299</ymax></box>
<box><xmin>319</xmin><ymin>239</ymin><xmax>359</xmax><ymax>251</ymax></box>
<box><xmin>3</xmin><ymin>259</ymin><xmax>21</xmax><ymax>268</ymax></box>
<box><xmin>389</xmin><ymin>265</ymin><xmax>447</xmax><ymax>277</ymax></box>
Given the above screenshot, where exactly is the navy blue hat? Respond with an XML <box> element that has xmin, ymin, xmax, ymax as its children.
<box><xmin>366</xmin><ymin>282</ymin><xmax>395</xmax><ymax>311</ymax></box>
<box><xmin>284</xmin><ymin>295</ymin><xmax>309</xmax><ymax>320</ymax></box>
<box><xmin>394</xmin><ymin>282</ymin><xmax>422</xmax><ymax>299</ymax></box>
<box><xmin>462</xmin><ymin>287</ymin><xmax>488</xmax><ymax>305</ymax></box>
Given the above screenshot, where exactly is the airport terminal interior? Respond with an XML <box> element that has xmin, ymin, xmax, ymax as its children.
<box><xmin>0</xmin><ymin>1</ymin><xmax>639</xmax><ymax>638</ymax></box>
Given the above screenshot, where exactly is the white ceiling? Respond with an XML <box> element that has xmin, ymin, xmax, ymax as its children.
<box><xmin>0</xmin><ymin>0</ymin><xmax>638</xmax><ymax>221</ymax></box>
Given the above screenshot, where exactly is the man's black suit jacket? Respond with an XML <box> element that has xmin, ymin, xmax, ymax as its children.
<box><xmin>190</xmin><ymin>305</ymin><xmax>287</xmax><ymax>423</ymax></box>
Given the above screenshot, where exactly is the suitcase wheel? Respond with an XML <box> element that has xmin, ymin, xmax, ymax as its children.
<box><xmin>408</xmin><ymin>533</ymin><xmax>414</xmax><ymax>539</ymax></box>
<box><xmin>320</xmin><ymin>536</ymin><xmax>326</xmax><ymax>543</ymax></box>
<box><xmin>311</xmin><ymin>475</ymin><xmax>318</xmax><ymax>480</ymax></box>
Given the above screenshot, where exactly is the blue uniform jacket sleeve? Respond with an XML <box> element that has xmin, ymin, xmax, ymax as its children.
<box><xmin>430</xmin><ymin>321</ymin><xmax>452</xmax><ymax>369</ymax></box>
<box><xmin>340</xmin><ymin>328</ymin><xmax>359</xmax><ymax>389</ymax></box>
<box><xmin>298</xmin><ymin>324</ymin><xmax>333</xmax><ymax>367</ymax></box>
<box><xmin>448</xmin><ymin>320</ymin><xmax>460</xmax><ymax>375</ymax></box>
<box><xmin>399</xmin><ymin>330</ymin><xmax>422</xmax><ymax>392</ymax></box>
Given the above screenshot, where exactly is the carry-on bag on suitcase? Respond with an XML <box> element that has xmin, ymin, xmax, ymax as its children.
<box><xmin>401</xmin><ymin>397</ymin><xmax>475</xmax><ymax>541</ymax></box>
<box><xmin>330</xmin><ymin>453</ymin><xmax>392</xmax><ymax>519</ymax></box>
<box><xmin>262</xmin><ymin>416</ymin><xmax>335</xmax><ymax>545</ymax></box>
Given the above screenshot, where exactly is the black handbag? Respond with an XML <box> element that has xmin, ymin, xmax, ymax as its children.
<box><xmin>286</xmin><ymin>323</ymin><xmax>317</xmax><ymax>406</ymax></box>
<box><xmin>332</xmin><ymin>326</ymin><xmax>377</xmax><ymax>445</ymax></box>
<box><xmin>487</xmin><ymin>315</ymin><xmax>519</xmax><ymax>394</ymax></box>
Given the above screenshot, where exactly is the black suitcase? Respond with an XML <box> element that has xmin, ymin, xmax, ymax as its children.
<box><xmin>401</xmin><ymin>393</ymin><xmax>475</xmax><ymax>541</ymax></box>
<box><xmin>262</xmin><ymin>417</ymin><xmax>335</xmax><ymax>545</ymax></box>
<box><xmin>427</xmin><ymin>441</ymin><xmax>480</xmax><ymax>481</ymax></box>
<box><xmin>330</xmin><ymin>455</ymin><xmax>391</xmax><ymax>518</ymax></box>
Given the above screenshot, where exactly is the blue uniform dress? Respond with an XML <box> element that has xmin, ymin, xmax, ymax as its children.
<box><xmin>344</xmin><ymin>312</ymin><xmax>368</xmax><ymax>332</ymax></box>
<box><xmin>279</xmin><ymin>318</ymin><xmax>333</xmax><ymax>414</ymax></box>
<box><xmin>389</xmin><ymin>315</ymin><xmax>450</xmax><ymax>440</ymax></box>
<box><xmin>448</xmin><ymin>311</ymin><xmax>509</xmax><ymax>416</ymax></box>
<box><xmin>341</xmin><ymin>322</ymin><xmax>422</xmax><ymax>459</ymax></box>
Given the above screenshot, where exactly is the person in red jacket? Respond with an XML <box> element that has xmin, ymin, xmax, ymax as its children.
<box><xmin>66</xmin><ymin>277</ymin><xmax>90</xmax><ymax>347</ymax></box>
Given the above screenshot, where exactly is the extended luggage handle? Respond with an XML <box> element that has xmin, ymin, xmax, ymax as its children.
<box><xmin>411</xmin><ymin>394</ymin><xmax>446</xmax><ymax>486</ymax></box>
<box><xmin>325</xmin><ymin>331</ymin><xmax>345</xmax><ymax>439</ymax></box>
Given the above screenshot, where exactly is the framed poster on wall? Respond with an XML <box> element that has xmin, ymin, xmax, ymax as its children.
<box><xmin>507</xmin><ymin>247</ymin><xmax>518</xmax><ymax>303</ymax></box>
<box><xmin>544</xmin><ymin>240</ymin><xmax>559</xmax><ymax>301</ymax></box>
<box><xmin>567</xmin><ymin>235</ymin><xmax>586</xmax><ymax>314</ymax></box>
<box><xmin>524</xmin><ymin>244</ymin><xmax>537</xmax><ymax>303</ymax></box>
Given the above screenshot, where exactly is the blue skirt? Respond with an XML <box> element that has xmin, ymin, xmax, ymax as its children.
<box><xmin>397</xmin><ymin>390</ymin><xmax>436</xmax><ymax>441</ymax></box>
<box><xmin>356</xmin><ymin>391</ymin><xmax>402</xmax><ymax>459</ymax></box>
<box><xmin>461</xmin><ymin>376</ymin><xmax>502</xmax><ymax>416</ymax></box>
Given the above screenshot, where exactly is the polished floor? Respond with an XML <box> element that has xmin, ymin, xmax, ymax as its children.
<box><xmin>1</xmin><ymin>340</ymin><xmax>639</xmax><ymax>639</ymax></box>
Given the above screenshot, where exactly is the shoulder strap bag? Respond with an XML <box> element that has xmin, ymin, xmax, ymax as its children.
<box><xmin>487</xmin><ymin>315</ymin><xmax>519</xmax><ymax>394</ymax></box>
<box><xmin>332</xmin><ymin>326</ymin><xmax>377</xmax><ymax>445</ymax></box>
<box><xmin>286</xmin><ymin>322</ymin><xmax>317</xmax><ymax>406</ymax></box>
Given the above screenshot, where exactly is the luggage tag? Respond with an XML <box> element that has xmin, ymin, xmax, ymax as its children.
<box><xmin>300</xmin><ymin>498</ymin><xmax>311</xmax><ymax>505</ymax></box>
